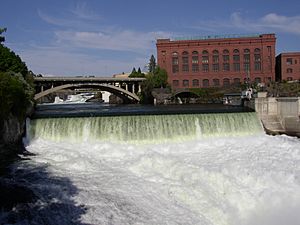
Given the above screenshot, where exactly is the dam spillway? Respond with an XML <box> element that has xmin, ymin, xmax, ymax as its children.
<box><xmin>2</xmin><ymin>104</ymin><xmax>300</xmax><ymax>225</ymax></box>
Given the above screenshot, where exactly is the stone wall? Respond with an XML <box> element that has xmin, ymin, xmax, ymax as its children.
<box><xmin>245</xmin><ymin>93</ymin><xmax>300</xmax><ymax>136</ymax></box>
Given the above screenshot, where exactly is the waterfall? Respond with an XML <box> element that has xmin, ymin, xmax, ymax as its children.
<box><xmin>29</xmin><ymin>112</ymin><xmax>263</xmax><ymax>143</ymax></box>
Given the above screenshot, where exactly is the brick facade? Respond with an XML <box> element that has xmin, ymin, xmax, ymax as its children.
<box><xmin>276</xmin><ymin>52</ymin><xmax>300</xmax><ymax>81</ymax></box>
<box><xmin>156</xmin><ymin>34</ymin><xmax>276</xmax><ymax>89</ymax></box>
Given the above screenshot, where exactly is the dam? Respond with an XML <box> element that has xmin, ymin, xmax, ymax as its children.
<box><xmin>2</xmin><ymin>104</ymin><xmax>300</xmax><ymax>225</ymax></box>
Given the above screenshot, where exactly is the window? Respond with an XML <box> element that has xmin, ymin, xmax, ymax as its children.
<box><xmin>192</xmin><ymin>64</ymin><xmax>199</xmax><ymax>72</ymax></box>
<box><xmin>244</xmin><ymin>63</ymin><xmax>250</xmax><ymax>72</ymax></box>
<box><xmin>162</xmin><ymin>51</ymin><xmax>166</xmax><ymax>56</ymax></box>
<box><xmin>182</xmin><ymin>51</ymin><xmax>189</xmax><ymax>72</ymax></box>
<box><xmin>223</xmin><ymin>78</ymin><xmax>230</xmax><ymax>87</ymax></box>
<box><xmin>213</xmin><ymin>55</ymin><xmax>219</xmax><ymax>63</ymax></box>
<box><xmin>233</xmin><ymin>78</ymin><xmax>241</xmax><ymax>85</ymax></box>
<box><xmin>244</xmin><ymin>49</ymin><xmax>250</xmax><ymax>60</ymax></box>
<box><xmin>287</xmin><ymin>77</ymin><xmax>293</xmax><ymax>81</ymax></box>
<box><xmin>202</xmin><ymin>64</ymin><xmax>209</xmax><ymax>72</ymax></box>
<box><xmin>286</xmin><ymin>58</ymin><xmax>293</xmax><ymax>65</ymax></box>
<box><xmin>192</xmin><ymin>51</ymin><xmax>199</xmax><ymax>72</ymax></box>
<box><xmin>255</xmin><ymin>62</ymin><xmax>261</xmax><ymax>71</ymax></box>
<box><xmin>233</xmin><ymin>55</ymin><xmax>240</xmax><ymax>61</ymax></box>
<box><xmin>202</xmin><ymin>50</ymin><xmax>208</xmax><ymax>55</ymax></box>
<box><xmin>172</xmin><ymin>52</ymin><xmax>179</xmax><ymax>73</ymax></box>
<box><xmin>254</xmin><ymin>77</ymin><xmax>261</xmax><ymax>83</ymax></box>
<box><xmin>202</xmin><ymin>56</ymin><xmax>209</xmax><ymax>63</ymax></box>
<box><xmin>233</xmin><ymin>49</ymin><xmax>239</xmax><ymax>54</ymax></box>
<box><xmin>233</xmin><ymin>63</ymin><xmax>240</xmax><ymax>71</ymax></box>
<box><xmin>192</xmin><ymin>56</ymin><xmax>199</xmax><ymax>64</ymax></box>
<box><xmin>183</xmin><ymin>80</ymin><xmax>189</xmax><ymax>87</ymax></box>
<box><xmin>192</xmin><ymin>79</ymin><xmax>199</xmax><ymax>87</ymax></box>
<box><xmin>203</xmin><ymin>79</ymin><xmax>209</xmax><ymax>87</ymax></box>
<box><xmin>223</xmin><ymin>55</ymin><xmax>229</xmax><ymax>62</ymax></box>
<box><xmin>223</xmin><ymin>63</ymin><xmax>230</xmax><ymax>71</ymax></box>
<box><xmin>287</xmin><ymin>68</ymin><xmax>293</xmax><ymax>73</ymax></box>
<box><xmin>172</xmin><ymin>80</ymin><xmax>179</xmax><ymax>87</ymax></box>
<box><xmin>213</xmin><ymin>64</ymin><xmax>219</xmax><ymax>72</ymax></box>
<box><xmin>213</xmin><ymin>79</ymin><xmax>220</xmax><ymax>86</ymax></box>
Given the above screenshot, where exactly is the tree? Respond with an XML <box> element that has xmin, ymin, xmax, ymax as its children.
<box><xmin>140</xmin><ymin>66</ymin><xmax>168</xmax><ymax>103</ymax></box>
<box><xmin>0</xmin><ymin>28</ymin><xmax>7</xmax><ymax>43</ymax></box>
<box><xmin>149</xmin><ymin>54</ymin><xmax>156</xmax><ymax>73</ymax></box>
<box><xmin>129</xmin><ymin>67</ymin><xmax>145</xmax><ymax>78</ymax></box>
<box><xmin>0</xmin><ymin>44</ymin><xmax>28</xmax><ymax>77</ymax></box>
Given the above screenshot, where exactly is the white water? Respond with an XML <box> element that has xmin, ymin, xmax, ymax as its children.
<box><xmin>4</xmin><ymin>113</ymin><xmax>300</xmax><ymax>225</ymax></box>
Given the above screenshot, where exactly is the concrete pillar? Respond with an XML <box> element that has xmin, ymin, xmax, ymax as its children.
<box><xmin>138</xmin><ymin>84</ymin><xmax>141</xmax><ymax>93</ymax></box>
<box><xmin>125</xmin><ymin>84</ymin><xmax>128</xmax><ymax>91</ymax></box>
<box><xmin>41</xmin><ymin>85</ymin><xmax>44</xmax><ymax>92</ymax></box>
<box><xmin>132</xmin><ymin>84</ymin><xmax>135</xmax><ymax>93</ymax></box>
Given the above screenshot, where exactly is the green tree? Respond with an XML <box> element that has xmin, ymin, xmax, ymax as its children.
<box><xmin>149</xmin><ymin>54</ymin><xmax>156</xmax><ymax>73</ymax></box>
<box><xmin>0</xmin><ymin>28</ymin><xmax>7</xmax><ymax>43</ymax></box>
<box><xmin>140</xmin><ymin>66</ymin><xmax>168</xmax><ymax>103</ymax></box>
<box><xmin>129</xmin><ymin>67</ymin><xmax>145</xmax><ymax>78</ymax></box>
<box><xmin>0</xmin><ymin>44</ymin><xmax>28</xmax><ymax>77</ymax></box>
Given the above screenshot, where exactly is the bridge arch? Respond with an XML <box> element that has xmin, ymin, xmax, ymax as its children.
<box><xmin>34</xmin><ymin>83</ymin><xmax>140</xmax><ymax>103</ymax></box>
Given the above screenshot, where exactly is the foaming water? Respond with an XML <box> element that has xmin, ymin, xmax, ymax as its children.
<box><xmin>3</xmin><ymin>113</ymin><xmax>300</xmax><ymax>225</ymax></box>
<box><xmin>29</xmin><ymin>112</ymin><xmax>263</xmax><ymax>143</ymax></box>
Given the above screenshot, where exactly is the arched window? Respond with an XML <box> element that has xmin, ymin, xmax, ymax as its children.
<box><xmin>192</xmin><ymin>79</ymin><xmax>199</xmax><ymax>87</ymax></box>
<box><xmin>213</xmin><ymin>79</ymin><xmax>220</xmax><ymax>86</ymax></box>
<box><xmin>192</xmin><ymin>51</ymin><xmax>199</xmax><ymax>72</ymax></box>
<box><xmin>172</xmin><ymin>52</ymin><xmax>179</xmax><ymax>73</ymax></box>
<box><xmin>223</xmin><ymin>49</ymin><xmax>229</xmax><ymax>54</ymax></box>
<box><xmin>213</xmin><ymin>49</ymin><xmax>219</xmax><ymax>65</ymax></box>
<box><xmin>233</xmin><ymin>78</ymin><xmax>241</xmax><ymax>85</ymax></box>
<box><xmin>223</xmin><ymin>49</ymin><xmax>230</xmax><ymax>71</ymax></box>
<box><xmin>233</xmin><ymin>49</ymin><xmax>240</xmax><ymax>71</ymax></box>
<box><xmin>183</xmin><ymin>79</ymin><xmax>189</xmax><ymax>87</ymax></box>
<box><xmin>172</xmin><ymin>80</ymin><xmax>179</xmax><ymax>87</ymax></box>
<box><xmin>287</xmin><ymin>68</ymin><xmax>293</xmax><ymax>73</ymax></box>
<box><xmin>182</xmin><ymin>51</ymin><xmax>189</xmax><ymax>72</ymax></box>
<box><xmin>254</xmin><ymin>48</ymin><xmax>261</xmax><ymax>71</ymax></box>
<box><xmin>223</xmin><ymin>78</ymin><xmax>230</xmax><ymax>87</ymax></box>
<box><xmin>243</xmin><ymin>49</ymin><xmax>250</xmax><ymax>72</ymax></box>
<box><xmin>254</xmin><ymin>77</ymin><xmax>261</xmax><ymax>83</ymax></box>
<box><xmin>203</xmin><ymin>79</ymin><xmax>209</xmax><ymax>87</ymax></box>
<box><xmin>202</xmin><ymin>50</ymin><xmax>209</xmax><ymax>70</ymax></box>
<box><xmin>254</xmin><ymin>48</ymin><xmax>261</xmax><ymax>53</ymax></box>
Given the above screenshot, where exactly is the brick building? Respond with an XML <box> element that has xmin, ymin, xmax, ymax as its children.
<box><xmin>156</xmin><ymin>34</ymin><xmax>276</xmax><ymax>89</ymax></box>
<box><xmin>276</xmin><ymin>52</ymin><xmax>300</xmax><ymax>81</ymax></box>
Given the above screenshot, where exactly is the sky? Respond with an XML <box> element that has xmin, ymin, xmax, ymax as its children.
<box><xmin>1</xmin><ymin>0</ymin><xmax>300</xmax><ymax>77</ymax></box>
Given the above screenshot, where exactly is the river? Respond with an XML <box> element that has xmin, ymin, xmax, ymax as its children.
<box><xmin>1</xmin><ymin>103</ymin><xmax>300</xmax><ymax>225</ymax></box>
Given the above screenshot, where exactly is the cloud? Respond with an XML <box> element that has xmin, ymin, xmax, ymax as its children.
<box><xmin>70</xmin><ymin>1</ymin><xmax>101</xmax><ymax>20</ymax></box>
<box><xmin>54</xmin><ymin>30</ymin><xmax>171</xmax><ymax>52</ymax></box>
<box><xmin>20</xmin><ymin>47</ymin><xmax>148</xmax><ymax>76</ymax></box>
<box><xmin>190</xmin><ymin>12</ymin><xmax>300</xmax><ymax>35</ymax></box>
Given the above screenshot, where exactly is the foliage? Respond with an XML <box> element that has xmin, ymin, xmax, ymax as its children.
<box><xmin>0</xmin><ymin>28</ymin><xmax>34</xmax><ymax>121</ymax></box>
<box><xmin>149</xmin><ymin>54</ymin><xmax>156</xmax><ymax>73</ymax></box>
<box><xmin>0</xmin><ymin>28</ymin><xmax>7</xmax><ymax>43</ymax></box>
<box><xmin>266</xmin><ymin>81</ymin><xmax>300</xmax><ymax>97</ymax></box>
<box><xmin>140</xmin><ymin>66</ymin><xmax>168</xmax><ymax>103</ymax></box>
<box><xmin>0</xmin><ymin>44</ymin><xmax>28</xmax><ymax>76</ymax></box>
<box><xmin>0</xmin><ymin>72</ymin><xmax>34</xmax><ymax>119</ymax></box>
<box><xmin>129</xmin><ymin>67</ymin><xmax>145</xmax><ymax>78</ymax></box>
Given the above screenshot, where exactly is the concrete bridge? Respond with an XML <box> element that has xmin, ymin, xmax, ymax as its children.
<box><xmin>33</xmin><ymin>76</ymin><xmax>146</xmax><ymax>103</ymax></box>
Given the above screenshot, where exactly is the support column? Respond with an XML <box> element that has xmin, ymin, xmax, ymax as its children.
<box><xmin>132</xmin><ymin>84</ymin><xmax>135</xmax><ymax>93</ymax></box>
<box><xmin>41</xmin><ymin>85</ymin><xmax>44</xmax><ymax>92</ymax></box>
<box><xmin>138</xmin><ymin>84</ymin><xmax>141</xmax><ymax>93</ymax></box>
<box><xmin>125</xmin><ymin>84</ymin><xmax>128</xmax><ymax>91</ymax></box>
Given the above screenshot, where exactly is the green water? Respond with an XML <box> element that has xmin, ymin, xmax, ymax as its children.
<box><xmin>29</xmin><ymin>112</ymin><xmax>263</xmax><ymax>143</ymax></box>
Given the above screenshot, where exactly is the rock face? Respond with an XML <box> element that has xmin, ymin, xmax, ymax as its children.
<box><xmin>0</xmin><ymin>104</ymin><xmax>33</xmax><ymax>157</ymax></box>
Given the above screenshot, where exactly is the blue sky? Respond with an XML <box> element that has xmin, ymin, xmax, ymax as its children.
<box><xmin>1</xmin><ymin>0</ymin><xmax>300</xmax><ymax>76</ymax></box>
